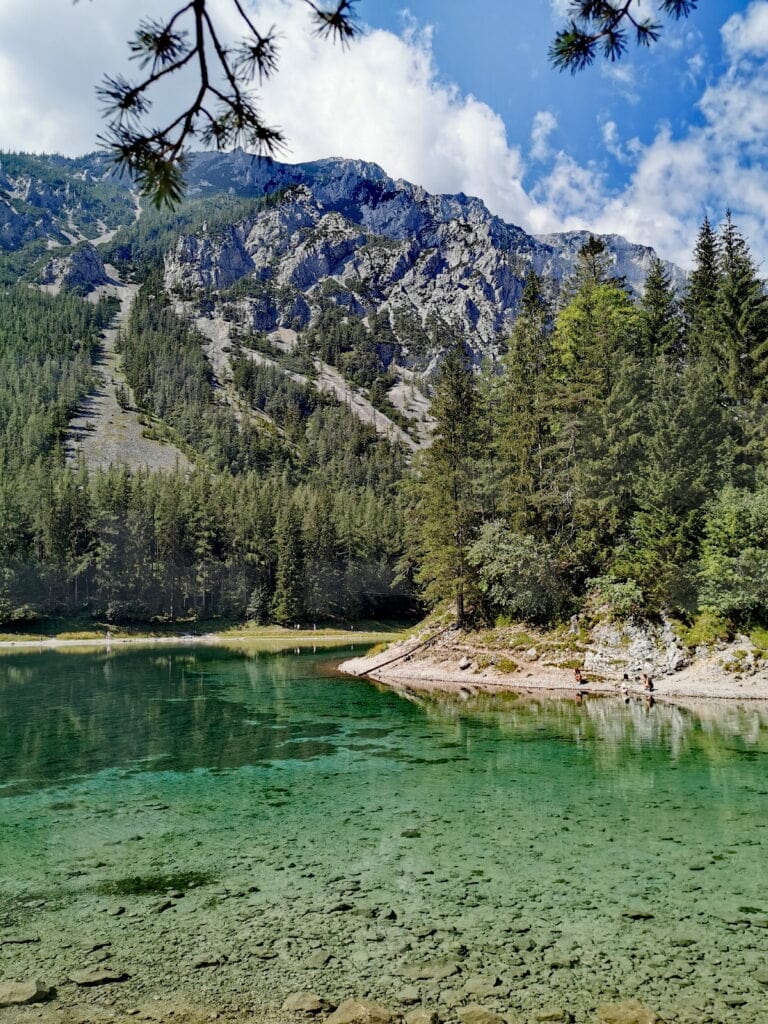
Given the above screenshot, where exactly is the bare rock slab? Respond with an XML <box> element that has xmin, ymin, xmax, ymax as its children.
<box><xmin>0</xmin><ymin>980</ymin><xmax>50</xmax><ymax>1007</ymax></box>
<box><xmin>326</xmin><ymin>998</ymin><xmax>394</xmax><ymax>1024</ymax></box>
<box><xmin>595</xmin><ymin>1002</ymin><xmax>658</xmax><ymax>1024</ymax></box>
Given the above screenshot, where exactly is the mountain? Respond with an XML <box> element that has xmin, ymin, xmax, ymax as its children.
<box><xmin>1</xmin><ymin>150</ymin><xmax>683</xmax><ymax>347</ymax></box>
<box><xmin>164</xmin><ymin>152</ymin><xmax>685</xmax><ymax>355</ymax></box>
<box><xmin>0</xmin><ymin>149</ymin><xmax>686</xmax><ymax>451</ymax></box>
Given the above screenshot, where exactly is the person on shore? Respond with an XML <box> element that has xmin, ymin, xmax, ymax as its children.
<box><xmin>642</xmin><ymin>672</ymin><xmax>654</xmax><ymax>693</ymax></box>
<box><xmin>574</xmin><ymin>667</ymin><xmax>585</xmax><ymax>687</ymax></box>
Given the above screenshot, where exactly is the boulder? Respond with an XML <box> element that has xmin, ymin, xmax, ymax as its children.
<box><xmin>326</xmin><ymin>998</ymin><xmax>394</xmax><ymax>1024</ymax></box>
<box><xmin>0</xmin><ymin>980</ymin><xmax>50</xmax><ymax>1007</ymax></box>
<box><xmin>595</xmin><ymin>1001</ymin><xmax>658</xmax><ymax>1024</ymax></box>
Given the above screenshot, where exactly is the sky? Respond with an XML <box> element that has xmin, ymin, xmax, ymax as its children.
<box><xmin>0</xmin><ymin>0</ymin><xmax>767</xmax><ymax>268</ymax></box>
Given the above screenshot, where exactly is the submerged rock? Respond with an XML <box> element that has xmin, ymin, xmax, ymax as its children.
<box><xmin>595</xmin><ymin>1001</ymin><xmax>658</xmax><ymax>1024</ymax></box>
<box><xmin>405</xmin><ymin>1010</ymin><xmax>441</xmax><ymax>1024</ymax></box>
<box><xmin>457</xmin><ymin>1005</ymin><xmax>507</xmax><ymax>1024</ymax></box>
<box><xmin>326</xmin><ymin>998</ymin><xmax>394</xmax><ymax>1024</ymax></box>
<box><xmin>0</xmin><ymin>979</ymin><xmax>50</xmax><ymax>1006</ymax></box>
<box><xmin>282</xmin><ymin>990</ymin><xmax>330</xmax><ymax>1013</ymax></box>
<box><xmin>69</xmin><ymin>967</ymin><xmax>129</xmax><ymax>986</ymax></box>
<box><xmin>402</xmin><ymin>959</ymin><xmax>460</xmax><ymax>981</ymax></box>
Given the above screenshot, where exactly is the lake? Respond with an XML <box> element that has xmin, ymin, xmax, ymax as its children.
<box><xmin>1</xmin><ymin>644</ymin><xmax>767</xmax><ymax>1023</ymax></box>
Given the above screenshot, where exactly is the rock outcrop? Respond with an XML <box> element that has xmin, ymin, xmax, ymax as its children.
<box><xmin>40</xmin><ymin>243</ymin><xmax>111</xmax><ymax>294</ymax></box>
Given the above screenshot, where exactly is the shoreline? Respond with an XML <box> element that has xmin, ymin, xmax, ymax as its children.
<box><xmin>0</xmin><ymin>627</ymin><xmax>402</xmax><ymax>654</ymax></box>
<box><xmin>340</xmin><ymin>627</ymin><xmax>768</xmax><ymax>704</ymax></box>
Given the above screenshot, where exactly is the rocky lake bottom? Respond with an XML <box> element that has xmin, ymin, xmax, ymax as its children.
<box><xmin>1</xmin><ymin>645</ymin><xmax>768</xmax><ymax>1024</ymax></box>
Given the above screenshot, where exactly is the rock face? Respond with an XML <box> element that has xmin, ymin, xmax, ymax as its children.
<box><xmin>163</xmin><ymin>154</ymin><xmax>686</xmax><ymax>358</ymax></box>
<box><xmin>0</xmin><ymin>979</ymin><xmax>50</xmax><ymax>1007</ymax></box>
<box><xmin>585</xmin><ymin>615</ymin><xmax>689</xmax><ymax>678</ymax></box>
<box><xmin>40</xmin><ymin>243</ymin><xmax>111</xmax><ymax>294</ymax></box>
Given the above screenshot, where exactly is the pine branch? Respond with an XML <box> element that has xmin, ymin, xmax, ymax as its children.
<box><xmin>95</xmin><ymin>0</ymin><xmax>360</xmax><ymax>208</ymax></box>
<box><xmin>550</xmin><ymin>0</ymin><xmax>696</xmax><ymax>73</ymax></box>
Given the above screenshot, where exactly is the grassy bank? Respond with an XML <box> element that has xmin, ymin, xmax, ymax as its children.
<box><xmin>0</xmin><ymin>616</ymin><xmax>409</xmax><ymax>648</ymax></box>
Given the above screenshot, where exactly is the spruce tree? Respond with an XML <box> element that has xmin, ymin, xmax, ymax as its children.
<box><xmin>494</xmin><ymin>271</ymin><xmax>552</xmax><ymax>533</ymax></box>
<box><xmin>682</xmin><ymin>216</ymin><xmax>722</xmax><ymax>364</ymax></box>
<box><xmin>639</xmin><ymin>257</ymin><xmax>681</xmax><ymax>359</ymax></box>
<box><xmin>410</xmin><ymin>342</ymin><xmax>483</xmax><ymax>624</ymax></box>
<box><xmin>271</xmin><ymin>503</ymin><xmax>305</xmax><ymax>625</ymax></box>
<box><xmin>718</xmin><ymin>212</ymin><xmax>768</xmax><ymax>402</ymax></box>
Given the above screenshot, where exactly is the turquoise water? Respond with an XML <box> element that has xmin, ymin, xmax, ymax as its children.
<box><xmin>1</xmin><ymin>645</ymin><xmax>768</xmax><ymax>1023</ymax></box>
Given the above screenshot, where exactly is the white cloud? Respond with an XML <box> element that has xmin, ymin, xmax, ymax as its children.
<box><xmin>549</xmin><ymin>0</ymin><xmax>574</xmax><ymax>19</ymax></box>
<box><xmin>1</xmin><ymin>0</ymin><xmax>768</xmax><ymax>270</ymax></box>
<box><xmin>723</xmin><ymin>0</ymin><xmax>768</xmax><ymax>58</ymax></box>
<box><xmin>530</xmin><ymin>111</ymin><xmax>557</xmax><ymax>161</ymax></box>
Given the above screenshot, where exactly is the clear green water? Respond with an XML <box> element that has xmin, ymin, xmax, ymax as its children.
<box><xmin>1</xmin><ymin>645</ymin><xmax>768</xmax><ymax>1023</ymax></box>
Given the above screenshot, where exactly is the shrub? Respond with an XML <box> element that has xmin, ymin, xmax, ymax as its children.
<box><xmin>468</xmin><ymin>522</ymin><xmax>567</xmax><ymax>624</ymax></box>
<box><xmin>586</xmin><ymin>575</ymin><xmax>645</xmax><ymax>620</ymax></box>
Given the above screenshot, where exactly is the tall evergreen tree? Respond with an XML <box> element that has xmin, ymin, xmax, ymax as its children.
<box><xmin>271</xmin><ymin>503</ymin><xmax>305</xmax><ymax>625</ymax></box>
<box><xmin>408</xmin><ymin>342</ymin><xmax>483</xmax><ymax>624</ymax></box>
<box><xmin>718</xmin><ymin>212</ymin><xmax>768</xmax><ymax>402</ymax></box>
<box><xmin>494</xmin><ymin>271</ymin><xmax>552</xmax><ymax>532</ymax></box>
<box><xmin>639</xmin><ymin>257</ymin><xmax>681</xmax><ymax>358</ymax></box>
<box><xmin>682</xmin><ymin>216</ymin><xmax>722</xmax><ymax>364</ymax></box>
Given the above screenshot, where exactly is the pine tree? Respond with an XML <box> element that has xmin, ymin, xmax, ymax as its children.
<box><xmin>639</xmin><ymin>257</ymin><xmax>681</xmax><ymax>359</ymax></box>
<box><xmin>494</xmin><ymin>272</ymin><xmax>552</xmax><ymax>533</ymax></box>
<box><xmin>409</xmin><ymin>342</ymin><xmax>483</xmax><ymax>624</ymax></box>
<box><xmin>621</xmin><ymin>358</ymin><xmax>729</xmax><ymax>610</ymax></box>
<box><xmin>718</xmin><ymin>212</ymin><xmax>768</xmax><ymax>402</ymax></box>
<box><xmin>271</xmin><ymin>503</ymin><xmax>305</xmax><ymax>625</ymax></box>
<box><xmin>683</xmin><ymin>216</ymin><xmax>722</xmax><ymax>364</ymax></box>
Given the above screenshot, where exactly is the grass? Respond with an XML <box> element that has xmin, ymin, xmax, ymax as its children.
<box><xmin>0</xmin><ymin>615</ymin><xmax>408</xmax><ymax>649</ymax></box>
<box><xmin>674</xmin><ymin>611</ymin><xmax>732</xmax><ymax>650</ymax></box>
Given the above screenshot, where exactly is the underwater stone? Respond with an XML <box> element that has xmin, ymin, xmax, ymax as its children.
<box><xmin>0</xmin><ymin>980</ymin><xmax>50</xmax><ymax>1007</ymax></box>
<box><xmin>326</xmin><ymin>998</ymin><xmax>394</xmax><ymax>1024</ymax></box>
<box><xmin>594</xmin><ymin>1001</ymin><xmax>658</xmax><ymax>1024</ymax></box>
<box><xmin>282</xmin><ymin>990</ymin><xmax>331</xmax><ymax>1013</ymax></box>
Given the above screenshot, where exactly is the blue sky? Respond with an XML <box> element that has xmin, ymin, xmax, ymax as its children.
<box><xmin>0</xmin><ymin>0</ymin><xmax>766</xmax><ymax>267</ymax></box>
<box><xmin>372</xmin><ymin>0</ymin><xmax>744</xmax><ymax>183</ymax></box>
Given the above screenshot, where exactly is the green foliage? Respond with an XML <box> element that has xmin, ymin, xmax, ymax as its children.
<box><xmin>468</xmin><ymin>522</ymin><xmax>567</xmax><ymax>624</ymax></box>
<box><xmin>586</xmin><ymin>575</ymin><xmax>645</xmax><ymax>621</ymax></box>
<box><xmin>700</xmin><ymin>486</ymin><xmax>768</xmax><ymax>620</ymax></box>
<box><xmin>405</xmin><ymin>342</ymin><xmax>484</xmax><ymax>624</ymax></box>
<box><xmin>675</xmin><ymin>611</ymin><xmax>732</xmax><ymax>650</ymax></box>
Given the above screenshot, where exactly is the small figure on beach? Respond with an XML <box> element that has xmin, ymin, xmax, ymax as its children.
<box><xmin>574</xmin><ymin>667</ymin><xmax>585</xmax><ymax>687</ymax></box>
<box><xmin>642</xmin><ymin>672</ymin><xmax>654</xmax><ymax>693</ymax></box>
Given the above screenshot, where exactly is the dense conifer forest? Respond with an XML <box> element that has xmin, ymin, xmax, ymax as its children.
<box><xmin>405</xmin><ymin>217</ymin><xmax>768</xmax><ymax>640</ymax></box>
<box><xmin>2</xmin><ymin>211</ymin><xmax>768</xmax><ymax>637</ymax></box>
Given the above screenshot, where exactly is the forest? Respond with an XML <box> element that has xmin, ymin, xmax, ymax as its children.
<box><xmin>1</xmin><ymin>213</ymin><xmax>767</xmax><ymax>636</ymax></box>
<box><xmin>406</xmin><ymin>215</ymin><xmax>768</xmax><ymax>642</ymax></box>
<box><xmin>0</xmin><ymin>283</ymin><xmax>408</xmax><ymax>625</ymax></box>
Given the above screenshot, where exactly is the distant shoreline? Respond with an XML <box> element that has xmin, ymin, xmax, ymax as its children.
<box><xmin>0</xmin><ymin>626</ymin><xmax>402</xmax><ymax>654</ymax></box>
